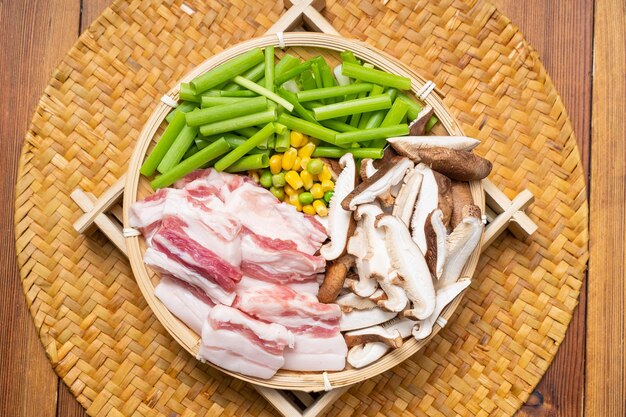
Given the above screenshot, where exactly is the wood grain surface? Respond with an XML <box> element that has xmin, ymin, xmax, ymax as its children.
<box><xmin>0</xmin><ymin>0</ymin><xmax>604</xmax><ymax>416</ymax></box>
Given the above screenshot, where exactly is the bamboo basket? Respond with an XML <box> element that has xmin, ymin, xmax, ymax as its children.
<box><xmin>123</xmin><ymin>32</ymin><xmax>485</xmax><ymax>392</ymax></box>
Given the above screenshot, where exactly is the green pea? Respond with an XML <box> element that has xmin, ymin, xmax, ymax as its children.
<box><xmin>306</xmin><ymin>158</ymin><xmax>324</xmax><ymax>175</ymax></box>
<box><xmin>323</xmin><ymin>190</ymin><xmax>334</xmax><ymax>203</ymax></box>
<box><xmin>270</xmin><ymin>186</ymin><xmax>285</xmax><ymax>200</ymax></box>
<box><xmin>298</xmin><ymin>191</ymin><xmax>314</xmax><ymax>205</ymax></box>
<box><xmin>260</xmin><ymin>170</ymin><xmax>273</xmax><ymax>188</ymax></box>
<box><xmin>272</xmin><ymin>172</ymin><xmax>286</xmax><ymax>187</ymax></box>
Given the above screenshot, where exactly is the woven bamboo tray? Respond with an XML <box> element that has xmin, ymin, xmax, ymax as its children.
<box><xmin>14</xmin><ymin>0</ymin><xmax>588</xmax><ymax>416</ymax></box>
<box><xmin>125</xmin><ymin>32</ymin><xmax>485</xmax><ymax>392</ymax></box>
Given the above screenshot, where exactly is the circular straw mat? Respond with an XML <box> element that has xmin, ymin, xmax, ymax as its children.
<box><xmin>14</xmin><ymin>0</ymin><xmax>588</xmax><ymax>416</ymax></box>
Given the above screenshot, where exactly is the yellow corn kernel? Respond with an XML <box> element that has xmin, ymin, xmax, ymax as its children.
<box><xmin>319</xmin><ymin>165</ymin><xmax>332</xmax><ymax>181</ymax></box>
<box><xmin>299</xmin><ymin>157</ymin><xmax>310</xmax><ymax>171</ymax></box>
<box><xmin>298</xmin><ymin>142</ymin><xmax>316</xmax><ymax>159</ymax></box>
<box><xmin>300</xmin><ymin>170</ymin><xmax>314</xmax><ymax>190</ymax></box>
<box><xmin>269</xmin><ymin>155</ymin><xmax>282</xmax><ymax>175</ymax></box>
<box><xmin>248</xmin><ymin>170</ymin><xmax>260</xmax><ymax>183</ymax></box>
<box><xmin>302</xmin><ymin>204</ymin><xmax>316</xmax><ymax>215</ymax></box>
<box><xmin>285</xmin><ymin>170</ymin><xmax>304</xmax><ymax>189</ymax></box>
<box><xmin>313</xmin><ymin>199</ymin><xmax>328</xmax><ymax>216</ymax></box>
<box><xmin>293</xmin><ymin>156</ymin><xmax>302</xmax><ymax>172</ymax></box>
<box><xmin>288</xmin><ymin>193</ymin><xmax>303</xmax><ymax>211</ymax></box>
<box><xmin>290</xmin><ymin>131</ymin><xmax>306</xmax><ymax>148</ymax></box>
<box><xmin>321</xmin><ymin>179</ymin><xmax>334</xmax><ymax>192</ymax></box>
<box><xmin>284</xmin><ymin>184</ymin><xmax>297</xmax><ymax>196</ymax></box>
<box><xmin>310</xmin><ymin>183</ymin><xmax>324</xmax><ymax>199</ymax></box>
<box><xmin>281</xmin><ymin>148</ymin><xmax>297</xmax><ymax>171</ymax></box>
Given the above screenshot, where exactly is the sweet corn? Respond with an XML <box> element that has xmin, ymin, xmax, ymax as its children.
<box><xmin>284</xmin><ymin>184</ymin><xmax>298</xmax><ymax>196</ymax></box>
<box><xmin>290</xmin><ymin>131</ymin><xmax>306</xmax><ymax>148</ymax></box>
<box><xmin>285</xmin><ymin>170</ymin><xmax>304</xmax><ymax>189</ymax></box>
<box><xmin>321</xmin><ymin>179</ymin><xmax>334</xmax><ymax>192</ymax></box>
<box><xmin>300</xmin><ymin>157</ymin><xmax>310</xmax><ymax>171</ymax></box>
<box><xmin>288</xmin><ymin>193</ymin><xmax>303</xmax><ymax>211</ymax></box>
<box><xmin>313</xmin><ymin>199</ymin><xmax>328</xmax><ymax>216</ymax></box>
<box><xmin>300</xmin><ymin>170</ymin><xmax>314</xmax><ymax>190</ymax></box>
<box><xmin>248</xmin><ymin>170</ymin><xmax>260</xmax><ymax>183</ymax></box>
<box><xmin>319</xmin><ymin>165</ymin><xmax>333</xmax><ymax>182</ymax></box>
<box><xmin>293</xmin><ymin>156</ymin><xmax>302</xmax><ymax>172</ymax></box>
<box><xmin>269</xmin><ymin>155</ymin><xmax>282</xmax><ymax>175</ymax></box>
<box><xmin>302</xmin><ymin>204</ymin><xmax>316</xmax><ymax>215</ymax></box>
<box><xmin>310</xmin><ymin>183</ymin><xmax>324</xmax><ymax>199</ymax></box>
<box><xmin>298</xmin><ymin>142</ymin><xmax>316</xmax><ymax>159</ymax></box>
<box><xmin>282</xmin><ymin>148</ymin><xmax>298</xmax><ymax>171</ymax></box>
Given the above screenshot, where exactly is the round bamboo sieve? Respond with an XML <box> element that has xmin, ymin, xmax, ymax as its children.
<box><xmin>123</xmin><ymin>32</ymin><xmax>485</xmax><ymax>392</ymax></box>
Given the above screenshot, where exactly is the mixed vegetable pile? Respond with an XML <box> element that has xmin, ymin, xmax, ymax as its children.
<box><xmin>140</xmin><ymin>47</ymin><xmax>438</xmax><ymax>215</ymax></box>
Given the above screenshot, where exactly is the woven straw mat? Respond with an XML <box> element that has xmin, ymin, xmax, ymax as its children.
<box><xmin>14</xmin><ymin>0</ymin><xmax>588</xmax><ymax>416</ymax></box>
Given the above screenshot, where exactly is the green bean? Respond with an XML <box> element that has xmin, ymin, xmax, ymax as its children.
<box><xmin>157</xmin><ymin>123</ymin><xmax>199</xmax><ymax>173</ymax></box>
<box><xmin>296</xmin><ymin>83</ymin><xmax>374</xmax><ymax>102</ymax></box>
<box><xmin>140</xmin><ymin>110</ymin><xmax>189</xmax><ymax>176</ymax></box>
<box><xmin>274</xmin><ymin>126</ymin><xmax>291</xmax><ymax>152</ymax></box>
<box><xmin>277</xmin><ymin>88</ymin><xmax>319</xmax><ymax>124</ymax></box>
<box><xmin>311</xmin><ymin>61</ymin><xmax>324</xmax><ymax>89</ymax></box>
<box><xmin>340</xmin><ymin>50</ymin><xmax>360</xmax><ymax>65</ymax></box>
<box><xmin>299</xmin><ymin>70</ymin><xmax>317</xmax><ymax>90</ymax></box>
<box><xmin>274</xmin><ymin>54</ymin><xmax>300</xmax><ymax>79</ymax></box>
<box><xmin>235</xmin><ymin>127</ymin><xmax>260</xmax><ymax>138</ymax></box>
<box><xmin>317</xmin><ymin>57</ymin><xmax>337</xmax><ymax>103</ymax></box>
<box><xmin>186</xmin><ymin>96</ymin><xmax>268</xmax><ymax>126</ymax></box>
<box><xmin>277</xmin><ymin>113</ymin><xmax>338</xmax><ymax>145</ymax></box>
<box><xmin>179</xmin><ymin>83</ymin><xmax>202</xmax><ymax>102</ymax></box>
<box><xmin>233</xmin><ymin>76</ymin><xmax>294</xmax><ymax>112</ymax></box>
<box><xmin>368</xmin><ymin>98</ymin><xmax>410</xmax><ymax>148</ymax></box>
<box><xmin>214</xmin><ymin>123</ymin><xmax>275</xmax><ymax>172</ymax></box>
<box><xmin>341</xmin><ymin>62</ymin><xmax>411</xmax><ymax>90</ymax></box>
<box><xmin>225</xmin><ymin>153</ymin><xmax>270</xmax><ymax>172</ymax></box>
<box><xmin>357</xmin><ymin>85</ymin><xmax>386</xmax><ymax>129</ymax></box>
<box><xmin>361</xmin><ymin>88</ymin><xmax>399</xmax><ymax>130</ymax></box>
<box><xmin>335</xmin><ymin>124</ymin><xmax>408</xmax><ymax>145</ymax></box>
<box><xmin>150</xmin><ymin>139</ymin><xmax>230</xmax><ymax>189</ymax></box>
<box><xmin>426</xmin><ymin>115</ymin><xmax>439</xmax><ymax>131</ymax></box>
<box><xmin>165</xmin><ymin>101</ymin><xmax>197</xmax><ymax>122</ymax></box>
<box><xmin>320</xmin><ymin>120</ymin><xmax>359</xmax><ymax>133</ymax></box>
<box><xmin>182</xmin><ymin>144</ymin><xmax>199</xmax><ymax>160</ymax></box>
<box><xmin>264</xmin><ymin>46</ymin><xmax>275</xmax><ymax>92</ymax></box>
<box><xmin>396</xmin><ymin>93</ymin><xmax>423</xmax><ymax>120</ymax></box>
<box><xmin>312</xmin><ymin>147</ymin><xmax>384</xmax><ymax>159</ymax></box>
<box><xmin>190</xmin><ymin>48</ymin><xmax>265</xmax><ymax>93</ymax></box>
<box><xmin>199</xmin><ymin>109</ymin><xmax>276</xmax><ymax>137</ymax></box>
<box><xmin>313</xmin><ymin>94</ymin><xmax>392</xmax><ymax>121</ymax></box>
<box><xmin>219</xmin><ymin>90</ymin><xmax>258</xmax><ymax>97</ymax></box>
<box><xmin>222</xmin><ymin>61</ymin><xmax>266</xmax><ymax>91</ymax></box>
<box><xmin>201</xmin><ymin>96</ymin><xmax>251</xmax><ymax>108</ymax></box>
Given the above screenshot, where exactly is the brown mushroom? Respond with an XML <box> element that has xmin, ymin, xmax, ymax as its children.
<box><xmin>410</xmin><ymin>163</ymin><xmax>439</xmax><ymax>254</ymax></box>
<box><xmin>433</xmin><ymin>171</ymin><xmax>453</xmax><ymax>228</ymax></box>
<box><xmin>408</xmin><ymin>105</ymin><xmax>435</xmax><ymax>136</ymax></box>
<box><xmin>415</xmin><ymin>147</ymin><xmax>492</xmax><ymax>181</ymax></box>
<box><xmin>424</xmin><ymin>209</ymin><xmax>447</xmax><ymax>279</ymax></box>
<box><xmin>388</xmin><ymin>135</ymin><xmax>480</xmax><ymax>157</ymax></box>
<box><xmin>318</xmin><ymin>255</ymin><xmax>355</xmax><ymax>303</ymax></box>
<box><xmin>450</xmin><ymin>181</ymin><xmax>473</xmax><ymax>229</ymax></box>
<box><xmin>344</xmin><ymin>326</ymin><xmax>403</xmax><ymax>348</ymax></box>
<box><xmin>392</xmin><ymin>168</ymin><xmax>423</xmax><ymax>227</ymax></box>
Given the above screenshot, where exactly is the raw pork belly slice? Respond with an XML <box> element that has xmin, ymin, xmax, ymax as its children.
<box><xmin>240</xmin><ymin>230</ymin><xmax>325</xmax><ymax>283</ymax></box>
<box><xmin>235</xmin><ymin>285</ymin><xmax>347</xmax><ymax>371</ymax></box>
<box><xmin>154</xmin><ymin>276</ymin><xmax>214</xmax><ymax>334</ymax></box>
<box><xmin>145</xmin><ymin>248</ymin><xmax>236</xmax><ymax>306</ymax></box>
<box><xmin>199</xmin><ymin>305</ymin><xmax>295</xmax><ymax>379</ymax></box>
<box><xmin>237</xmin><ymin>275</ymin><xmax>319</xmax><ymax>296</ymax></box>
<box><xmin>151</xmin><ymin>216</ymin><xmax>242</xmax><ymax>291</ymax></box>
<box><xmin>224</xmin><ymin>183</ymin><xmax>327</xmax><ymax>255</ymax></box>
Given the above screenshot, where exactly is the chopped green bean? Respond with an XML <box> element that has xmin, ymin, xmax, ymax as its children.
<box><xmin>274</xmin><ymin>61</ymin><xmax>313</xmax><ymax>86</ymax></box>
<box><xmin>233</xmin><ymin>76</ymin><xmax>294</xmax><ymax>112</ymax></box>
<box><xmin>190</xmin><ymin>48</ymin><xmax>265</xmax><ymax>93</ymax></box>
<box><xmin>273</xmin><ymin>122</ymin><xmax>287</xmax><ymax>135</ymax></box>
<box><xmin>166</xmin><ymin>101</ymin><xmax>197</xmax><ymax>122</ymax></box>
<box><xmin>274</xmin><ymin>126</ymin><xmax>291</xmax><ymax>152</ymax></box>
<box><xmin>140</xmin><ymin>110</ymin><xmax>189</xmax><ymax>176</ymax></box>
<box><xmin>396</xmin><ymin>93</ymin><xmax>423</xmax><ymax>120</ymax></box>
<box><xmin>235</xmin><ymin>127</ymin><xmax>260</xmax><ymax>138</ymax></box>
<box><xmin>219</xmin><ymin>90</ymin><xmax>258</xmax><ymax>97</ymax></box>
<box><xmin>368</xmin><ymin>98</ymin><xmax>410</xmax><ymax>148</ymax></box>
<box><xmin>357</xmin><ymin>85</ymin><xmax>386</xmax><ymax>129</ymax></box>
<box><xmin>157</xmin><ymin>123</ymin><xmax>199</xmax><ymax>173</ymax></box>
<box><xmin>317</xmin><ymin>57</ymin><xmax>337</xmax><ymax>103</ymax></box>
<box><xmin>180</xmin><ymin>83</ymin><xmax>202</xmax><ymax>102</ymax></box>
<box><xmin>214</xmin><ymin>123</ymin><xmax>276</xmax><ymax>172</ymax></box>
<box><xmin>335</xmin><ymin>124</ymin><xmax>408</xmax><ymax>145</ymax></box>
<box><xmin>296</xmin><ymin>83</ymin><xmax>374</xmax><ymax>102</ymax></box>
<box><xmin>340</xmin><ymin>50</ymin><xmax>360</xmax><ymax>65</ymax></box>
<box><xmin>277</xmin><ymin>88</ymin><xmax>318</xmax><ymax>124</ymax></box>
<box><xmin>199</xmin><ymin>109</ymin><xmax>276</xmax><ymax>137</ymax></box>
<box><xmin>264</xmin><ymin>46</ymin><xmax>275</xmax><ymax>92</ymax></box>
<box><xmin>426</xmin><ymin>115</ymin><xmax>439</xmax><ymax>131</ymax></box>
<box><xmin>183</xmin><ymin>144</ymin><xmax>199</xmax><ymax>160</ymax></box>
<box><xmin>201</xmin><ymin>96</ymin><xmax>251</xmax><ymax>108</ymax></box>
<box><xmin>311</xmin><ymin>61</ymin><xmax>324</xmax><ymax>90</ymax></box>
<box><xmin>313</xmin><ymin>94</ymin><xmax>392</xmax><ymax>121</ymax></box>
<box><xmin>222</xmin><ymin>62</ymin><xmax>266</xmax><ymax>91</ymax></box>
<box><xmin>320</xmin><ymin>120</ymin><xmax>359</xmax><ymax>132</ymax></box>
<box><xmin>277</xmin><ymin>113</ymin><xmax>338</xmax><ymax>145</ymax></box>
<box><xmin>312</xmin><ymin>147</ymin><xmax>384</xmax><ymax>159</ymax></box>
<box><xmin>299</xmin><ymin>70</ymin><xmax>317</xmax><ymax>90</ymax></box>
<box><xmin>274</xmin><ymin>54</ymin><xmax>300</xmax><ymax>79</ymax></box>
<box><xmin>150</xmin><ymin>139</ymin><xmax>230</xmax><ymax>189</ymax></box>
<box><xmin>342</xmin><ymin>62</ymin><xmax>411</xmax><ymax>90</ymax></box>
<box><xmin>186</xmin><ymin>96</ymin><xmax>268</xmax><ymax>127</ymax></box>
<box><xmin>225</xmin><ymin>153</ymin><xmax>270</xmax><ymax>172</ymax></box>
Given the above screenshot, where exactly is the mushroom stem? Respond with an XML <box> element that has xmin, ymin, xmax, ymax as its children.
<box><xmin>450</xmin><ymin>181</ymin><xmax>473</xmax><ymax>229</ymax></box>
<box><xmin>340</xmin><ymin>307</ymin><xmax>398</xmax><ymax>331</ymax></box>
<box><xmin>408</xmin><ymin>105</ymin><xmax>435</xmax><ymax>136</ymax></box>
<box><xmin>318</xmin><ymin>255</ymin><xmax>354</xmax><ymax>303</ymax></box>
<box><xmin>410</xmin><ymin>163</ymin><xmax>438</xmax><ymax>254</ymax></box>
<box><xmin>344</xmin><ymin>326</ymin><xmax>403</xmax><ymax>348</ymax></box>
<box><xmin>392</xmin><ymin>168</ymin><xmax>423</xmax><ymax>227</ymax></box>
<box><xmin>346</xmin><ymin>317</ymin><xmax>415</xmax><ymax>368</ymax></box>
<box><xmin>415</xmin><ymin>147</ymin><xmax>492</xmax><ymax>181</ymax></box>
<box><xmin>424</xmin><ymin>209</ymin><xmax>447</xmax><ymax>279</ymax></box>
<box><xmin>387</xmin><ymin>135</ymin><xmax>480</xmax><ymax>156</ymax></box>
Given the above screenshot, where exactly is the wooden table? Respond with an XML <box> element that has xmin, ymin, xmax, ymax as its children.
<box><xmin>0</xmin><ymin>1</ymin><xmax>622</xmax><ymax>416</ymax></box>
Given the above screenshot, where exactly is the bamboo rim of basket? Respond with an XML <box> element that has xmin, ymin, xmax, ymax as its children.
<box><xmin>123</xmin><ymin>32</ymin><xmax>485</xmax><ymax>392</ymax></box>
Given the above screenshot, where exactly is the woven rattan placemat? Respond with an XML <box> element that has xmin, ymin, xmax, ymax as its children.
<box><xmin>14</xmin><ymin>0</ymin><xmax>588</xmax><ymax>415</ymax></box>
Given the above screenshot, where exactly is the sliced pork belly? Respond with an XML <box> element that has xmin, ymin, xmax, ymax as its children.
<box><xmin>240</xmin><ymin>230</ymin><xmax>325</xmax><ymax>283</ymax></box>
<box><xmin>224</xmin><ymin>183</ymin><xmax>327</xmax><ymax>255</ymax></box>
<box><xmin>199</xmin><ymin>305</ymin><xmax>294</xmax><ymax>379</ymax></box>
<box><xmin>237</xmin><ymin>275</ymin><xmax>319</xmax><ymax>296</ymax></box>
<box><xmin>282</xmin><ymin>333</ymin><xmax>347</xmax><ymax>371</ymax></box>
<box><xmin>154</xmin><ymin>276</ymin><xmax>214</xmax><ymax>334</ymax></box>
<box><xmin>145</xmin><ymin>248</ymin><xmax>236</xmax><ymax>305</ymax></box>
